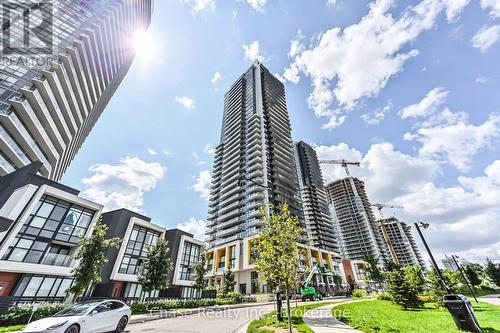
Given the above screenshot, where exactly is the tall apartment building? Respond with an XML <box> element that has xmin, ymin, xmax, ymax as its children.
<box><xmin>326</xmin><ymin>177</ymin><xmax>388</xmax><ymax>262</ymax></box>
<box><xmin>0</xmin><ymin>0</ymin><xmax>152</xmax><ymax>181</ymax></box>
<box><xmin>379</xmin><ymin>217</ymin><xmax>425</xmax><ymax>267</ymax></box>
<box><xmin>294</xmin><ymin>141</ymin><xmax>338</xmax><ymax>252</ymax></box>
<box><xmin>205</xmin><ymin>62</ymin><xmax>304</xmax><ymax>248</ymax></box>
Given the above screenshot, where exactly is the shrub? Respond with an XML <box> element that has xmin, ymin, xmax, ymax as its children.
<box><xmin>352</xmin><ymin>289</ymin><xmax>368</xmax><ymax>299</ymax></box>
<box><xmin>418</xmin><ymin>295</ymin><xmax>433</xmax><ymax>303</ymax></box>
<box><xmin>130</xmin><ymin>303</ymin><xmax>148</xmax><ymax>314</ymax></box>
<box><xmin>376</xmin><ymin>293</ymin><xmax>393</xmax><ymax>301</ymax></box>
<box><xmin>0</xmin><ymin>302</ymin><xmax>66</xmax><ymax>327</ymax></box>
<box><xmin>389</xmin><ymin>265</ymin><xmax>425</xmax><ymax>310</ymax></box>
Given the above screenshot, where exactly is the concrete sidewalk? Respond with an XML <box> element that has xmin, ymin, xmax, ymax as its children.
<box><xmin>478</xmin><ymin>294</ymin><xmax>500</xmax><ymax>306</ymax></box>
<box><xmin>302</xmin><ymin>300</ymin><xmax>369</xmax><ymax>333</ymax></box>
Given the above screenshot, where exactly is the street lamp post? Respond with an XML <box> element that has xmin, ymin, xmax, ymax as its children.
<box><xmin>414</xmin><ymin>222</ymin><xmax>450</xmax><ymax>293</ymax></box>
<box><xmin>451</xmin><ymin>255</ymin><xmax>478</xmax><ymax>303</ymax></box>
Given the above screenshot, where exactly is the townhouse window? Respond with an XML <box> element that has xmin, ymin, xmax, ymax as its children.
<box><xmin>13</xmin><ymin>275</ymin><xmax>73</xmax><ymax>298</ymax></box>
<box><xmin>123</xmin><ymin>282</ymin><xmax>159</xmax><ymax>299</ymax></box>
<box><xmin>229</xmin><ymin>245</ymin><xmax>236</xmax><ymax>269</ymax></box>
<box><xmin>119</xmin><ymin>225</ymin><xmax>160</xmax><ymax>275</ymax></box>
<box><xmin>2</xmin><ymin>195</ymin><xmax>94</xmax><ymax>265</ymax></box>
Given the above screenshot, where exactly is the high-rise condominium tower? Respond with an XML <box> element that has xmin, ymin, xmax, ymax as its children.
<box><xmin>294</xmin><ymin>141</ymin><xmax>338</xmax><ymax>252</ymax></box>
<box><xmin>326</xmin><ymin>177</ymin><xmax>388</xmax><ymax>261</ymax></box>
<box><xmin>206</xmin><ymin>62</ymin><xmax>304</xmax><ymax>248</ymax></box>
<box><xmin>0</xmin><ymin>0</ymin><xmax>152</xmax><ymax>180</ymax></box>
<box><xmin>380</xmin><ymin>217</ymin><xmax>425</xmax><ymax>267</ymax></box>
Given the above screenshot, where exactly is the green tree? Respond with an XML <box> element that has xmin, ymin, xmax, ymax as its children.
<box><xmin>68</xmin><ymin>216</ymin><xmax>121</xmax><ymax>298</ymax></box>
<box><xmin>388</xmin><ymin>265</ymin><xmax>424</xmax><ymax>310</ymax></box>
<box><xmin>137</xmin><ymin>238</ymin><xmax>173</xmax><ymax>297</ymax></box>
<box><xmin>221</xmin><ymin>268</ymin><xmax>236</xmax><ymax>296</ymax></box>
<box><xmin>426</xmin><ymin>268</ymin><xmax>459</xmax><ymax>307</ymax></box>
<box><xmin>193</xmin><ymin>246</ymin><xmax>210</xmax><ymax>293</ymax></box>
<box><xmin>464</xmin><ymin>264</ymin><xmax>482</xmax><ymax>287</ymax></box>
<box><xmin>485</xmin><ymin>258</ymin><xmax>500</xmax><ymax>286</ymax></box>
<box><xmin>254</xmin><ymin>204</ymin><xmax>302</xmax><ymax>332</ymax></box>
<box><xmin>361</xmin><ymin>253</ymin><xmax>385</xmax><ymax>290</ymax></box>
<box><xmin>346</xmin><ymin>275</ymin><xmax>356</xmax><ymax>297</ymax></box>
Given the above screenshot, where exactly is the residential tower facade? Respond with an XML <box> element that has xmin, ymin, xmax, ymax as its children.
<box><xmin>0</xmin><ymin>0</ymin><xmax>153</xmax><ymax>180</ymax></box>
<box><xmin>294</xmin><ymin>141</ymin><xmax>338</xmax><ymax>252</ymax></box>
<box><xmin>205</xmin><ymin>62</ymin><xmax>304</xmax><ymax>248</ymax></box>
<box><xmin>325</xmin><ymin>177</ymin><xmax>388</xmax><ymax>262</ymax></box>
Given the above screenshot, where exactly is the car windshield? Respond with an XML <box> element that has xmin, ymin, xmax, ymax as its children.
<box><xmin>52</xmin><ymin>302</ymin><xmax>101</xmax><ymax>317</ymax></box>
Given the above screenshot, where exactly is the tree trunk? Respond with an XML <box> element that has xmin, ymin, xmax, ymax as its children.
<box><xmin>277</xmin><ymin>289</ymin><xmax>283</xmax><ymax>322</ymax></box>
<box><xmin>286</xmin><ymin>288</ymin><xmax>293</xmax><ymax>333</ymax></box>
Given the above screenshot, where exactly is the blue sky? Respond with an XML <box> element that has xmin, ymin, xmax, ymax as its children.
<box><xmin>61</xmin><ymin>0</ymin><xmax>500</xmax><ymax>263</ymax></box>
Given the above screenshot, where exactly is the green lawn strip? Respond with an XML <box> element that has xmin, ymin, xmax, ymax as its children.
<box><xmin>247</xmin><ymin>301</ymin><xmax>340</xmax><ymax>333</ymax></box>
<box><xmin>332</xmin><ymin>300</ymin><xmax>500</xmax><ymax>333</ymax></box>
<box><xmin>0</xmin><ymin>325</ymin><xmax>24</xmax><ymax>333</ymax></box>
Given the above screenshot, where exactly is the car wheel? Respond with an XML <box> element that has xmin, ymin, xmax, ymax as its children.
<box><xmin>64</xmin><ymin>325</ymin><xmax>80</xmax><ymax>333</ymax></box>
<box><xmin>115</xmin><ymin>316</ymin><xmax>128</xmax><ymax>333</ymax></box>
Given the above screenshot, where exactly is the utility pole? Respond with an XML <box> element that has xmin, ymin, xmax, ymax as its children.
<box><xmin>414</xmin><ymin>222</ymin><xmax>450</xmax><ymax>293</ymax></box>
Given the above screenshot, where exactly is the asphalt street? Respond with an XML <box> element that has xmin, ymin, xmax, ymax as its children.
<box><xmin>126</xmin><ymin>303</ymin><xmax>276</xmax><ymax>333</ymax></box>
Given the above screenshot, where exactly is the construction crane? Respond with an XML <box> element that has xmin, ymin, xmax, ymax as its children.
<box><xmin>372</xmin><ymin>203</ymin><xmax>404</xmax><ymax>220</ymax></box>
<box><xmin>371</xmin><ymin>203</ymin><xmax>404</xmax><ymax>265</ymax></box>
<box><xmin>319</xmin><ymin>159</ymin><xmax>360</xmax><ymax>176</ymax></box>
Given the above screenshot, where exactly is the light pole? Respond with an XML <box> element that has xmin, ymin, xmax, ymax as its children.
<box><xmin>451</xmin><ymin>255</ymin><xmax>478</xmax><ymax>303</ymax></box>
<box><xmin>414</xmin><ymin>221</ymin><xmax>450</xmax><ymax>293</ymax></box>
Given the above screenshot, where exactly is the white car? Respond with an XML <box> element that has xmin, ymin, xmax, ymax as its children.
<box><xmin>22</xmin><ymin>300</ymin><xmax>131</xmax><ymax>333</ymax></box>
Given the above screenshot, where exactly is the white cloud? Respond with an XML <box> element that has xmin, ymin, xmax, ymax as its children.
<box><xmin>243</xmin><ymin>41</ymin><xmax>266</xmax><ymax>62</ymax></box>
<box><xmin>361</xmin><ymin>102</ymin><xmax>391</xmax><ymax>125</ymax></box>
<box><xmin>242</xmin><ymin>0</ymin><xmax>266</xmax><ymax>12</ymax></box>
<box><xmin>475</xmin><ymin>77</ymin><xmax>488</xmax><ymax>84</ymax></box>
<box><xmin>175</xmin><ymin>96</ymin><xmax>195</xmax><ymax>109</ymax></box>
<box><xmin>409</xmin><ymin>113</ymin><xmax>500</xmax><ymax>172</ymax></box>
<box><xmin>472</xmin><ymin>25</ymin><xmax>500</xmax><ymax>52</ymax></box>
<box><xmin>282</xmin><ymin>0</ymin><xmax>470</xmax><ymax>128</ymax></box>
<box><xmin>82</xmin><ymin>157</ymin><xmax>165</xmax><ymax>212</ymax></box>
<box><xmin>183</xmin><ymin>0</ymin><xmax>215</xmax><ymax>14</ymax></box>
<box><xmin>163</xmin><ymin>149</ymin><xmax>171</xmax><ymax>156</ymax></box>
<box><xmin>481</xmin><ymin>0</ymin><xmax>500</xmax><ymax>18</ymax></box>
<box><xmin>211</xmin><ymin>72</ymin><xmax>223</xmax><ymax>83</ymax></box>
<box><xmin>316</xmin><ymin>142</ymin><xmax>500</xmax><ymax>262</ymax></box>
<box><xmin>176</xmin><ymin>217</ymin><xmax>207</xmax><ymax>240</ymax></box>
<box><xmin>147</xmin><ymin>148</ymin><xmax>158</xmax><ymax>156</ymax></box>
<box><xmin>327</xmin><ymin>0</ymin><xmax>337</xmax><ymax>7</ymax></box>
<box><xmin>193</xmin><ymin>170</ymin><xmax>212</xmax><ymax>200</ymax></box>
<box><xmin>399</xmin><ymin>87</ymin><xmax>449</xmax><ymax>119</ymax></box>
<box><xmin>203</xmin><ymin>144</ymin><xmax>215</xmax><ymax>155</ymax></box>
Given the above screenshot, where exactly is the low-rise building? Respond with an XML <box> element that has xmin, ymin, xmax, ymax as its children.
<box><xmin>0</xmin><ymin>163</ymin><xmax>102</xmax><ymax>309</ymax></box>
<box><xmin>92</xmin><ymin>209</ymin><xmax>166</xmax><ymax>300</ymax></box>
<box><xmin>205</xmin><ymin>235</ymin><xmax>345</xmax><ymax>297</ymax></box>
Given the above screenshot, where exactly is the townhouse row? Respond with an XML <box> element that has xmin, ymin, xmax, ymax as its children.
<box><xmin>0</xmin><ymin>163</ymin><xmax>202</xmax><ymax>310</ymax></box>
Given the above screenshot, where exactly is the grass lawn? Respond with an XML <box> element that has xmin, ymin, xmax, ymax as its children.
<box><xmin>333</xmin><ymin>300</ymin><xmax>500</xmax><ymax>333</ymax></box>
<box><xmin>247</xmin><ymin>301</ymin><xmax>337</xmax><ymax>333</ymax></box>
<box><xmin>0</xmin><ymin>325</ymin><xmax>24</xmax><ymax>333</ymax></box>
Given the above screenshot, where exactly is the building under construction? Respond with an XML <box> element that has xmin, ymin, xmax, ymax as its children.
<box><xmin>379</xmin><ymin>217</ymin><xmax>426</xmax><ymax>268</ymax></box>
<box><xmin>325</xmin><ymin>177</ymin><xmax>389</xmax><ymax>262</ymax></box>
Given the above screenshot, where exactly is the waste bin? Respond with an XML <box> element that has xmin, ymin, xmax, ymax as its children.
<box><xmin>443</xmin><ymin>294</ymin><xmax>481</xmax><ymax>333</ymax></box>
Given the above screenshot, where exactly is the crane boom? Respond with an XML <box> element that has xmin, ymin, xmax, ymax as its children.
<box><xmin>302</xmin><ymin>264</ymin><xmax>320</xmax><ymax>286</ymax></box>
<box><xmin>319</xmin><ymin>159</ymin><xmax>360</xmax><ymax>176</ymax></box>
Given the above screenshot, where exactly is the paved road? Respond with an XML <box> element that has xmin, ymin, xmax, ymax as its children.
<box><xmin>478</xmin><ymin>294</ymin><xmax>500</xmax><ymax>306</ymax></box>
<box><xmin>126</xmin><ymin>303</ymin><xmax>276</xmax><ymax>333</ymax></box>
